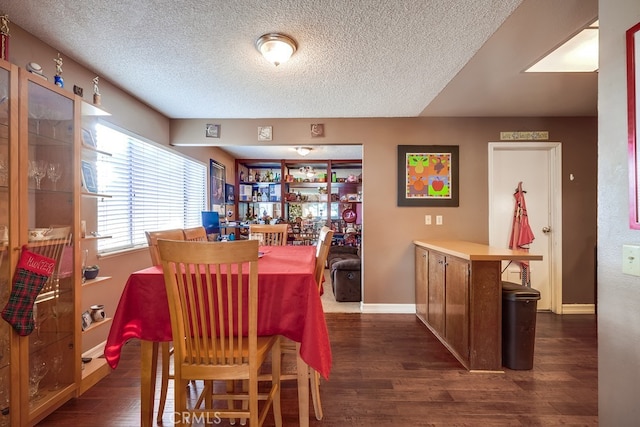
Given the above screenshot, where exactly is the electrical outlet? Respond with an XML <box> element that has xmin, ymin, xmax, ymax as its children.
<box><xmin>436</xmin><ymin>215</ymin><xmax>443</xmax><ymax>225</ymax></box>
<box><xmin>425</xmin><ymin>215</ymin><xmax>432</xmax><ymax>225</ymax></box>
<box><xmin>622</xmin><ymin>245</ymin><xmax>640</xmax><ymax>276</ymax></box>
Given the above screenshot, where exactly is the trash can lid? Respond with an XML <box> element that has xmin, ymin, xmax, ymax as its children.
<box><xmin>501</xmin><ymin>281</ymin><xmax>541</xmax><ymax>301</ymax></box>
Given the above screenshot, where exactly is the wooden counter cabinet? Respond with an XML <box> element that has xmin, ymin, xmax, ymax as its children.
<box><xmin>414</xmin><ymin>240</ymin><xmax>542</xmax><ymax>372</ymax></box>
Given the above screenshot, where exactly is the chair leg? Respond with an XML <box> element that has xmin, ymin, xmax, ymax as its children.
<box><xmin>272</xmin><ymin>340</ymin><xmax>282</xmax><ymax>427</ymax></box>
<box><xmin>310</xmin><ymin>369</ymin><xmax>323</xmax><ymax>420</ymax></box>
<box><xmin>156</xmin><ymin>342</ymin><xmax>171</xmax><ymax>424</ymax></box>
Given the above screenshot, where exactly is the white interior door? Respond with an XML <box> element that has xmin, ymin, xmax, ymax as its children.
<box><xmin>488</xmin><ymin>142</ymin><xmax>562</xmax><ymax>312</ymax></box>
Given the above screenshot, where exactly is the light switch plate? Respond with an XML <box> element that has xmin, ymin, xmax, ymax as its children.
<box><xmin>425</xmin><ymin>215</ymin><xmax>432</xmax><ymax>225</ymax></box>
<box><xmin>622</xmin><ymin>245</ymin><xmax>640</xmax><ymax>276</ymax></box>
<box><xmin>436</xmin><ymin>215</ymin><xmax>443</xmax><ymax>225</ymax></box>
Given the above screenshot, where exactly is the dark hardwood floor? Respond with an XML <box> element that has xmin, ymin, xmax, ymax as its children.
<box><xmin>39</xmin><ymin>312</ymin><xmax>597</xmax><ymax>426</ymax></box>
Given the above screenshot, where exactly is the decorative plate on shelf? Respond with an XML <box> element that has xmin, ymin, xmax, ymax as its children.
<box><xmin>342</xmin><ymin>208</ymin><xmax>357</xmax><ymax>223</ymax></box>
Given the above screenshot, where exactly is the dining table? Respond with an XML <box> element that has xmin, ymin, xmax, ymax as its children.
<box><xmin>104</xmin><ymin>244</ymin><xmax>331</xmax><ymax>427</ymax></box>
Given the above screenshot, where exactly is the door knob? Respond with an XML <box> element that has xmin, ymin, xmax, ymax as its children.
<box><xmin>542</xmin><ymin>226</ymin><xmax>551</xmax><ymax>233</ymax></box>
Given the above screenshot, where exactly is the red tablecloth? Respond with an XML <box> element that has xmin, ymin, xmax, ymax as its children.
<box><xmin>104</xmin><ymin>245</ymin><xmax>332</xmax><ymax>379</ymax></box>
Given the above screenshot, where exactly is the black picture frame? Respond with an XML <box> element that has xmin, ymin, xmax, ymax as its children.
<box><xmin>210</xmin><ymin>159</ymin><xmax>226</xmax><ymax>208</ymax></box>
<box><xmin>225</xmin><ymin>183</ymin><xmax>235</xmax><ymax>203</ymax></box>
<box><xmin>397</xmin><ymin>145</ymin><xmax>459</xmax><ymax>207</ymax></box>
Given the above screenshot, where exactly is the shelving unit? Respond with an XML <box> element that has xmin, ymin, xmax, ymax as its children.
<box><xmin>234</xmin><ymin>159</ymin><xmax>362</xmax><ymax>246</ymax></box>
<box><xmin>79</xmin><ymin>100</ymin><xmax>113</xmax><ymax>397</ymax></box>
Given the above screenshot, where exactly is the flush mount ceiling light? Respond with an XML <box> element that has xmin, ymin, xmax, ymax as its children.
<box><xmin>296</xmin><ymin>147</ymin><xmax>312</xmax><ymax>156</ymax></box>
<box><xmin>256</xmin><ymin>33</ymin><xmax>297</xmax><ymax>66</ymax></box>
<box><xmin>526</xmin><ymin>20</ymin><xmax>599</xmax><ymax>73</ymax></box>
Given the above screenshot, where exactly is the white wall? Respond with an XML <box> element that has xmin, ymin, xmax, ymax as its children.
<box><xmin>598</xmin><ymin>0</ymin><xmax>640</xmax><ymax>424</ymax></box>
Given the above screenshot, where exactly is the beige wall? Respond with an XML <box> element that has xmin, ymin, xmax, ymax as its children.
<box><xmin>173</xmin><ymin>116</ymin><xmax>597</xmax><ymax>305</ymax></box>
<box><xmin>8</xmin><ymin>21</ymin><xmax>597</xmax><ymax>346</ymax></box>
<box><xmin>598</xmin><ymin>0</ymin><xmax>640</xmax><ymax>424</ymax></box>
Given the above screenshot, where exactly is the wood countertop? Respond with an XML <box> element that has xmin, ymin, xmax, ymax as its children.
<box><xmin>413</xmin><ymin>240</ymin><xmax>543</xmax><ymax>262</ymax></box>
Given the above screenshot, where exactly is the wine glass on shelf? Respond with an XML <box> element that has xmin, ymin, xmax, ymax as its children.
<box><xmin>32</xmin><ymin>304</ymin><xmax>48</xmax><ymax>347</ymax></box>
<box><xmin>31</xmin><ymin>160</ymin><xmax>47</xmax><ymax>190</ymax></box>
<box><xmin>49</xmin><ymin>354</ymin><xmax>63</xmax><ymax>390</ymax></box>
<box><xmin>28</xmin><ymin>356</ymin><xmax>48</xmax><ymax>401</ymax></box>
<box><xmin>28</xmin><ymin>103</ymin><xmax>47</xmax><ymax>135</ymax></box>
<box><xmin>47</xmin><ymin>163</ymin><xmax>62</xmax><ymax>190</ymax></box>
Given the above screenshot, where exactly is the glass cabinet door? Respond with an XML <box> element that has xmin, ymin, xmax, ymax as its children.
<box><xmin>0</xmin><ymin>62</ymin><xmax>13</xmax><ymax>427</ymax></box>
<box><xmin>23</xmin><ymin>76</ymin><xmax>75</xmax><ymax>414</ymax></box>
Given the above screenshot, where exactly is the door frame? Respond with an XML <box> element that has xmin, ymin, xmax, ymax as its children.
<box><xmin>488</xmin><ymin>142</ymin><xmax>563</xmax><ymax>314</ymax></box>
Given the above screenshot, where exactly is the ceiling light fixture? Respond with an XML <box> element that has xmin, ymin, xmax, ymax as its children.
<box><xmin>296</xmin><ymin>147</ymin><xmax>312</xmax><ymax>156</ymax></box>
<box><xmin>256</xmin><ymin>33</ymin><xmax>297</xmax><ymax>66</ymax></box>
<box><xmin>526</xmin><ymin>20</ymin><xmax>599</xmax><ymax>73</ymax></box>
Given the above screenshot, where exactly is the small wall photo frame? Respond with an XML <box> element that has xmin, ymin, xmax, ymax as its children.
<box><xmin>81</xmin><ymin>160</ymin><xmax>98</xmax><ymax>193</ymax></box>
<box><xmin>206</xmin><ymin>123</ymin><xmax>220</xmax><ymax>138</ymax></box>
<box><xmin>397</xmin><ymin>145</ymin><xmax>459</xmax><ymax>207</ymax></box>
<box><xmin>258</xmin><ymin>126</ymin><xmax>272</xmax><ymax>141</ymax></box>
<box><xmin>81</xmin><ymin>128</ymin><xmax>96</xmax><ymax>148</ymax></box>
<box><xmin>311</xmin><ymin>123</ymin><xmax>324</xmax><ymax>137</ymax></box>
<box><xmin>225</xmin><ymin>183</ymin><xmax>235</xmax><ymax>203</ymax></box>
<box><xmin>81</xmin><ymin>310</ymin><xmax>92</xmax><ymax>331</ymax></box>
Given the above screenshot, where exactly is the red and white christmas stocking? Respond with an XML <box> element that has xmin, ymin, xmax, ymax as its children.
<box><xmin>1</xmin><ymin>246</ymin><xmax>55</xmax><ymax>336</ymax></box>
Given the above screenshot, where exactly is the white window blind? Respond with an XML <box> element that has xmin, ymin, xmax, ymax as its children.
<box><xmin>95</xmin><ymin>123</ymin><xmax>206</xmax><ymax>253</ymax></box>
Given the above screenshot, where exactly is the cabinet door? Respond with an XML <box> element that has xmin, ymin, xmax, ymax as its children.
<box><xmin>427</xmin><ymin>251</ymin><xmax>445</xmax><ymax>335</ymax></box>
<box><xmin>0</xmin><ymin>60</ymin><xmax>16</xmax><ymax>427</ymax></box>
<box><xmin>20</xmin><ymin>72</ymin><xmax>77</xmax><ymax>423</ymax></box>
<box><xmin>415</xmin><ymin>246</ymin><xmax>428</xmax><ymax>323</ymax></box>
<box><xmin>445</xmin><ymin>256</ymin><xmax>469</xmax><ymax>361</ymax></box>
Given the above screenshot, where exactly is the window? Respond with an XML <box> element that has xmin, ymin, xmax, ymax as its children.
<box><xmin>95</xmin><ymin>123</ymin><xmax>206</xmax><ymax>253</ymax></box>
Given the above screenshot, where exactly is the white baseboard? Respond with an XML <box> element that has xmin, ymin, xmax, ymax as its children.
<box><xmin>361</xmin><ymin>303</ymin><xmax>416</xmax><ymax>314</ymax></box>
<box><xmin>560</xmin><ymin>304</ymin><xmax>596</xmax><ymax>314</ymax></box>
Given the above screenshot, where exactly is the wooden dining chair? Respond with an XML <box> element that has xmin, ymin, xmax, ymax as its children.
<box><xmin>144</xmin><ymin>228</ymin><xmax>186</xmax><ymax>423</ymax></box>
<box><xmin>267</xmin><ymin>226</ymin><xmax>333</xmax><ymax>422</ymax></box>
<box><xmin>27</xmin><ymin>226</ymin><xmax>72</xmax><ymax>296</ymax></box>
<box><xmin>183</xmin><ymin>225</ymin><xmax>208</xmax><ymax>241</ymax></box>
<box><xmin>248</xmin><ymin>223</ymin><xmax>288</xmax><ymax>246</ymax></box>
<box><xmin>157</xmin><ymin>239</ymin><xmax>282</xmax><ymax>426</ymax></box>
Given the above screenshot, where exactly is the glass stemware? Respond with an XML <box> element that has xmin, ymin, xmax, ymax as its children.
<box><xmin>29</xmin><ymin>356</ymin><xmax>48</xmax><ymax>401</ymax></box>
<box><xmin>28</xmin><ymin>104</ymin><xmax>47</xmax><ymax>135</ymax></box>
<box><xmin>47</xmin><ymin>163</ymin><xmax>62</xmax><ymax>190</ymax></box>
<box><xmin>32</xmin><ymin>304</ymin><xmax>48</xmax><ymax>347</ymax></box>
<box><xmin>31</xmin><ymin>160</ymin><xmax>47</xmax><ymax>190</ymax></box>
<box><xmin>50</xmin><ymin>354</ymin><xmax>63</xmax><ymax>390</ymax></box>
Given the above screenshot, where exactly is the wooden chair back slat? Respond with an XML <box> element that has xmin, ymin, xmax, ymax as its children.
<box><xmin>249</xmin><ymin>223</ymin><xmax>288</xmax><ymax>246</ymax></box>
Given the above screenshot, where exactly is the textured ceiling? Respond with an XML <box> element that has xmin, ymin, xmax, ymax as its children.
<box><xmin>0</xmin><ymin>0</ymin><xmax>598</xmax><ymax>160</ymax></box>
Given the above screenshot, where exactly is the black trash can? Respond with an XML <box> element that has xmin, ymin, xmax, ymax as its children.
<box><xmin>501</xmin><ymin>281</ymin><xmax>541</xmax><ymax>370</ymax></box>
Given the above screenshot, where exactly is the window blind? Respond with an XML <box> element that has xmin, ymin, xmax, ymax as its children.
<box><xmin>95</xmin><ymin>123</ymin><xmax>206</xmax><ymax>253</ymax></box>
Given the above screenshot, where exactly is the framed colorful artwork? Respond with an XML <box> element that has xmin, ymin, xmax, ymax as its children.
<box><xmin>397</xmin><ymin>145</ymin><xmax>459</xmax><ymax>207</ymax></box>
<box><xmin>627</xmin><ymin>21</ymin><xmax>640</xmax><ymax>228</ymax></box>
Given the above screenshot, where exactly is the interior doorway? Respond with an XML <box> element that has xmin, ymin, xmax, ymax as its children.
<box><xmin>488</xmin><ymin>142</ymin><xmax>563</xmax><ymax>313</ymax></box>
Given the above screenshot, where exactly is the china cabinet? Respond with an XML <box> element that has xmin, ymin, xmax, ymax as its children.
<box><xmin>0</xmin><ymin>59</ymin><xmax>110</xmax><ymax>426</ymax></box>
